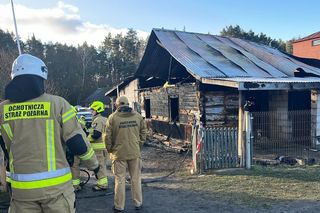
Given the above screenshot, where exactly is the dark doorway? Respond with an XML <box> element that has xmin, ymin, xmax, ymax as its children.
<box><xmin>288</xmin><ymin>90</ymin><xmax>311</xmax><ymax>142</ymax></box>
<box><xmin>288</xmin><ymin>90</ymin><xmax>311</xmax><ymax>110</ymax></box>
<box><xmin>169</xmin><ymin>97</ymin><xmax>179</xmax><ymax>122</ymax></box>
<box><xmin>144</xmin><ymin>99</ymin><xmax>151</xmax><ymax>118</ymax></box>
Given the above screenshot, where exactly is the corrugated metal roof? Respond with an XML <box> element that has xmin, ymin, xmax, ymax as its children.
<box><xmin>293</xmin><ymin>31</ymin><xmax>320</xmax><ymax>43</ymax></box>
<box><xmin>137</xmin><ymin>29</ymin><xmax>320</xmax><ymax>81</ymax></box>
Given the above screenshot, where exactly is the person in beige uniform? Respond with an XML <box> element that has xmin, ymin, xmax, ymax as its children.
<box><xmin>88</xmin><ymin>101</ymin><xmax>108</xmax><ymax>190</ymax></box>
<box><xmin>105</xmin><ymin>96</ymin><xmax>147</xmax><ymax>213</ymax></box>
<box><xmin>71</xmin><ymin>109</ymin><xmax>89</xmax><ymax>192</ymax></box>
<box><xmin>0</xmin><ymin>54</ymin><xmax>99</xmax><ymax>213</ymax></box>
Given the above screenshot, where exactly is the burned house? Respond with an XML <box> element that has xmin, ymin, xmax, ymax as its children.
<box><xmin>132</xmin><ymin>29</ymin><xmax>320</xmax><ymax>166</ymax></box>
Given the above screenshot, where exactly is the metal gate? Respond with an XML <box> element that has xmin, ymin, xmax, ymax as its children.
<box><xmin>198</xmin><ymin>127</ymin><xmax>239</xmax><ymax>171</ymax></box>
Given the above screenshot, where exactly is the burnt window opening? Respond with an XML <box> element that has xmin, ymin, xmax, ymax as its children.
<box><xmin>169</xmin><ymin>97</ymin><xmax>179</xmax><ymax>122</ymax></box>
<box><xmin>144</xmin><ymin>99</ymin><xmax>151</xmax><ymax>119</ymax></box>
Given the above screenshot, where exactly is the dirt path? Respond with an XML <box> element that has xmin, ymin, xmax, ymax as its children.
<box><xmin>76</xmin><ymin>146</ymin><xmax>320</xmax><ymax>213</ymax></box>
<box><xmin>1</xmin><ymin>146</ymin><xmax>320</xmax><ymax>213</ymax></box>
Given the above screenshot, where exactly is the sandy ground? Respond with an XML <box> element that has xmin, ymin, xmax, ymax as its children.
<box><xmin>1</xmin><ymin>146</ymin><xmax>320</xmax><ymax>213</ymax></box>
<box><xmin>76</xmin><ymin>146</ymin><xmax>320</xmax><ymax>213</ymax></box>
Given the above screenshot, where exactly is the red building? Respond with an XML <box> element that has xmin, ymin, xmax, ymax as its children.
<box><xmin>292</xmin><ymin>32</ymin><xmax>320</xmax><ymax>59</ymax></box>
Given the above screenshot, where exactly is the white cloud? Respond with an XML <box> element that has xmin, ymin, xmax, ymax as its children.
<box><xmin>0</xmin><ymin>2</ymin><xmax>149</xmax><ymax>47</ymax></box>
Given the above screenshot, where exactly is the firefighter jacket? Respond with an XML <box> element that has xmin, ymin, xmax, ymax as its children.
<box><xmin>76</xmin><ymin>115</ymin><xmax>88</xmax><ymax>135</ymax></box>
<box><xmin>104</xmin><ymin>106</ymin><xmax>147</xmax><ymax>161</ymax></box>
<box><xmin>88</xmin><ymin>114</ymin><xmax>107</xmax><ymax>150</ymax></box>
<box><xmin>0</xmin><ymin>93</ymin><xmax>98</xmax><ymax>201</ymax></box>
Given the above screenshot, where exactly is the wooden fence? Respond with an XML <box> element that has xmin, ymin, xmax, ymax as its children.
<box><xmin>199</xmin><ymin>127</ymin><xmax>239</xmax><ymax>171</ymax></box>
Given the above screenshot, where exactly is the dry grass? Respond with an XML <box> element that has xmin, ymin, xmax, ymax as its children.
<box><xmin>175</xmin><ymin>165</ymin><xmax>320</xmax><ymax>208</ymax></box>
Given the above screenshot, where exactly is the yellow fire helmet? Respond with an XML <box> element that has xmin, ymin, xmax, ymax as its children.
<box><xmin>90</xmin><ymin>101</ymin><xmax>104</xmax><ymax>113</ymax></box>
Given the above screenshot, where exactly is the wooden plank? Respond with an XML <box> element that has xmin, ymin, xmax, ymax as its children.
<box><xmin>213</xmin><ymin>128</ymin><xmax>218</xmax><ymax>169</ymax></box>
<box><xmin>227</xmin><ymin>128</ymin><xmax>231</xmax><ymax>168</ymax></box>
<box><xmin>201</xmin><ymin>78</ymin><xmax>239</xmax><ymax>88</ymax></box>
<box><xmin>204</xmin><ymin>129</ymin><xmax>208</xmax><ymax>170</ymax></box>
<box><xmin>239</xmin><ymin>82</ymin><xmax>320</xmax><ymax>91</ymax></box>
<box><xmin>230</xmin><ymin>128</ymin><xmax>235</xmax><ymax>167</ymax></box>
<box><xmin>206</xmin><ymin>114</ymin><xmax>225</xmax><ymax>121</ymax></box>
<box><xmin>209</xmin><ymin>128</ymin><xmax>213</xmax><ymax>169</ymax></box>
<box><xmin>223</xmin><ymin>128</ymin><xmax>227</xmax><ymax>168</ymax></box>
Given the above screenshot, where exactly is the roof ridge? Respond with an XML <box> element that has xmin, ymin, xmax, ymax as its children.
<box><xmin>293</xmin><ymin>31</ymin><xmax>320</xmax><ymax>43</ymax></box>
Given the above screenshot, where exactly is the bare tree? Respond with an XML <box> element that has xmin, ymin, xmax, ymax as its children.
<box><xmin>77</xmin><ymin>42</ymin><xmax>92</xmax><ymax>105</ymax></box>
<box><xmin>45</xmin><ymin>79</ymin><xmax>70</xmax><ymax>98</ymax></box>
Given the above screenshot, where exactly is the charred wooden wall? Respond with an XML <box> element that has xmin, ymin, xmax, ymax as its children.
<box><xmin>139</xmin><ymin>83</ymin><xmax>199</xmax><ymax>141</ymax></box>
<box><xmin>201</xmin><ymin>90</ymin><xmax>239</xmax><ymax>127</ymax></box>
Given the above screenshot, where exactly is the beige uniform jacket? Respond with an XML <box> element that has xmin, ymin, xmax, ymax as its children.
<box><xmin>104</xmin><ymin>107</ymin><xmax>147</xmax><ymax>161</ymax></box>
<box><xmin>88</xmin><ymin>114</ymin><xmax>107</xmax><ymax>150</ymax></box>
<box><xmin>0</xmin><ymin>93</ymin><xmax>98</xmax><ymax>201</ymax></box>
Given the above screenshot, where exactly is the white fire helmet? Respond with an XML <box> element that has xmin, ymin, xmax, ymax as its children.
<box><xmin>11</xmin><ymin>54</ymin><xmax>48</xmax><ymax>80</ymax></box>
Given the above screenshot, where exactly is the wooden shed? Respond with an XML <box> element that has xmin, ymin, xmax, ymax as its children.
<box><xmin>133</xmin><ymin>29</ymin><xmax>320</xmax><ymax>165</ymax></box>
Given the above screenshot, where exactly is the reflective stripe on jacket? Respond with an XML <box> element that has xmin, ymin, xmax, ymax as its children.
<box><xmin>0</xmin><ymin>93</ymin><xmax>94</xmax><ymax>201</ymax></box>
<box><xmin>88</xmin><ymin>114</ymin><xmax>107</xmax><ymax>150</ymax></box>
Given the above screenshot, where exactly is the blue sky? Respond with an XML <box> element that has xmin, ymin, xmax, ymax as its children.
<box><xmin>0</xmin><ymin>0</ymin><xmax>319</xmax><ymax>46</ymax></box>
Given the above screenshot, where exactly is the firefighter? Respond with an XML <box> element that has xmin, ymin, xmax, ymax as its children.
<box><xmin>0</xmin><ymin>54</ymin><xmax>99</xmax><ymax>213</ymax></box>
<box><xmin>70</xmin><ymin>108</ymin><xmax>88</xmax><ymax>192</ymax></box>
<box><xmin>79</xmin><ymin>115</ymin><xmax>88</xmax><ymax>134</ymax></box>
<box><xmin>70</xmin><ymin>110</ymin><xmax>90</xmax><ymax>191</ymax></box>
<box><xmin>105</xmin><ymin>96</ymin><xmax>147</xmax><ymax>212</ymax></box>
<box><xmin>88</xmin><ymin>101</ymin><xmax>108</xmax><ymax>191</ymax></box>
<box><xmin>70</xmin><ymin>155</ymin><xmax>82</xmax><ymax>192</ymax></box>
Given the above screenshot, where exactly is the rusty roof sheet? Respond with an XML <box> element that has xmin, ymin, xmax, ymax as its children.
<box><xmin>137</xmin><ymin>29</ymin><xmax>320</xmax><ymax>81</ymax></box>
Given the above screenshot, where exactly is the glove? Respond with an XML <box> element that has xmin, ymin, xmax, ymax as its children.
<box><xmin>93</xmin><ymin>166</ymin><xmax>100</xmax><ymax>179</ymax></box>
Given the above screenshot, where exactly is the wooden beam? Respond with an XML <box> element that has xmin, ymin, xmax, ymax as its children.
<box><xmin>238</xmin><ymin>91</ymin><xmax>245</xmax><ymax>167</ymax></box>
<box><xmin>201</xmin><ymin>78</ymin><xmax>320</xmax><ymax>91</ymax></box>
<box><xmin>201</xmin><ymin>78</ymin><xmax>239</xmax><ymax>88</ymax></box>
<box><xmin>239</xmin><ymin>82</ymin><xmax>320</xmax><ymax>91</ymax></box>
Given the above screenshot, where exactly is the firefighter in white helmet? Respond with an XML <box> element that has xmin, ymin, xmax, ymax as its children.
<box><xmin>0</xmin><ymin>54</ymin><xmax>99</xmax><ymax>213</ymax></box>
<box><xmin>88</xmin><ymin>101</ymin><xmax>108</xmax><ymax>190</ymax></box>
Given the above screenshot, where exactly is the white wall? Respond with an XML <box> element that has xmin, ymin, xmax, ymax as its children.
<box><xmin>119</xmin><ymin>79</ymin><xmax>140</xmax><ymax>111</ymax></box>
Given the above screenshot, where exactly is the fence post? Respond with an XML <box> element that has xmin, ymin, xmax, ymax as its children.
<box><xmin>238</xmin><ymin>91</ymin><xmax>246</xmax><ymax>167</ymax></box>
<box><xmin>191</xmin><ymin>124</ymin><xmax>198</xmax><ymax>174</ymax></box>
<box><xmin>245</xmin><ymin>111</ymin><xmax>253</xmax><ymax>169</ymax></box>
